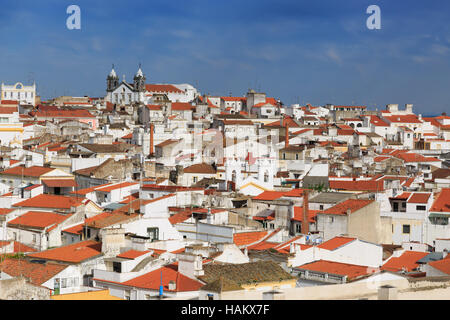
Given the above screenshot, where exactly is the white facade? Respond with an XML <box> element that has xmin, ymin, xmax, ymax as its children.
<box><xmin>1</xmin><ymin>82</ymin><xmax>36</xmax><ymax>106</ymax></box>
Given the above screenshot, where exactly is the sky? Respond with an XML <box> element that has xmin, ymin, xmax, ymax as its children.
<box><xmin>0</xmin><ymin>0</ymin><xmax>450</xmax><ymax>115</ymax></box>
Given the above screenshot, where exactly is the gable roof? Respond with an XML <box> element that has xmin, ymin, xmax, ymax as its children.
<box><xmin>0</xmin><ymin>165</ymin><xmax>54</xmax><ymax>177</ymax></box>
<box><xmin>317</xmin><ymin>236</ymin><xmax>357</xmax><ymax>250</ymax></box>
<box><xmin>321</xmin><ymin>199</ymin><xmax>374</xmax><ymax>216</ymax></box>
<box><xmin>7</xmin><ymin>211</ymin><xmax>72</xmax><ymax>231</ymax></box>
<box><xmin>13</xmin><ymin>194</ymin><xmax>85</xmax><ymax>210</ymax></box>
<box><xmin>430</xmin><ymin>189</ymin><xmax>450</xmax><ymax>213</ymax></box>
<box><xmin>233</xmin><ymin>231</ymin><xmax>268</xmax><ymax>247</ymax></box>
<box><xmin>429</xmin><ymin>258</ymin><xmax>450</xmax><ymax>275</ymax></box>
<box><xmin>295</xmin><ymin>260</ymin><xmax>375</xmax><ymax>281</ymax></box>
<box><xmin>183</xmin><ymin>163</ymin><xmax>216</xmax><ymax>174</ymax></box>
<box><xmin>120</xmin><ymin>264</ymin><xmax>203</xmax><ymax>292</ymax></box>
<box><xmin>381</xmin><ymin>251</ymin><xmax>428</xmax><ymax>272</ymax></box>
<box><xmin>0</xmin><ymin>259</ymin><xmax>68</xmax><ymax>286</ymax></box>
<box><xmin>27</xmin><ymin>240</ymin><xmax>103</xmax><ymax>264</ymax></box>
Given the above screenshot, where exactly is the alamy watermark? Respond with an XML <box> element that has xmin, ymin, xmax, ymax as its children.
<box><xmin>366</xmin><ymin>5</ymin><xmax>381</xmax><ymax>30</ymax></box>
<box><xmin>66</xmin><ymin>5</ymin><xmax>81</xmax><ymax>30</ymax></box>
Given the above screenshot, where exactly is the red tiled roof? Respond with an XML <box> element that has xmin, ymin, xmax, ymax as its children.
<box><xmin>407</xmin><ymin>193</ymin><xmax>431</xmax><ymax>204</ymax></box>
<box><xmin>13</xmin><ymin>241</ymin><xmax>38</xmax><ymax>253</ymax></box>
<box><xmin>171</xmin><ymin>102</ymin><xmax>195</xmax><ymax>111</ymax></box>
<box><xmin>430</xmin><ymin>189</ymin><xmax>450</xmax><ymax>213</ymax></box>
<box><xmin>0</xmin><ymin>165</ymin><xmax>54</xmax><ymax>177</ymax></box>
<box><xmin>28</xmin><ymin>240</ymin><xmax>103</xmax><ymax>263</ymax></box>
<box><xmin>321</xmin><ymin>199</ymin><xmax>374</xmax><ymax>216</ymax></box>
<box><xmin>13</xmin><ymin>194</ymin><xmax>85</xmax><ymax>209</ymax></box>
<box><xmin>292</xmin><ymin>207</ymin><xmax>319</xmax><ymax>223</ymax></box>
<box><xmin>329</xmin><ymin>180</ymin><xmax>385</xmax><ymax>192</ymax></box>
<box><xmin>94</xmin><ymin>181</ymin><xmax>138</xmax><ymax>193</ymax></box>
<box><xmin>119</xmin><ymin>264</ymin><xmax>203</xmax><ymax>292</ymax></box>
<box><xmin>62</xmin><ymin>212</ymin><xmax>112</xmax><ymax>235</ymax></box>
<box><xmin>317</xmin><ymin>236</ymin><xmax>356</xmax><ymax>250</ymax></box>
<box><xmin>117</xmin><ymin>250</ymin><xmax>150</xmax><ymax>260</ymax></box>
<box><xmin>233</xmin><ymin>231</ymin><xmax>268</xmax><ymax>246</ymax></box>
<box><xmin>296</xmin><ymin>260</ymin><xmax>376</xmax><ymax>280</ymax></box>
<box><xmin>428</xmin><ymin>258</ymin><xmax>450</xmax><ymax>275</ymax></box>
<box><xmin>252</xmin><ymin>191</ymin><xmax>286</xmax><ymax>201</ymax></box>
<box><xmin>384</xmin><ymin>115</ymin><xmax>423</xmax><ymax>124</ymax></box>
<box><xmin>0</xmin><ymin>107</ymin><xmax>18</xmax><ymax>114</ymax></box>
<box><xmin>145</xmin><ymin>84</ymin><xmax>184</xmax><ymax>94</ymax></box>
<box><xmin>381</xmin><ymin>251</ymin><xmax>428</xmax><ymax>272</ymax></box>
<box><xmin>0</xmin><ymin>208</ymin><xmax>14</xmax><ymax>216</ymax></box>
<box><xmin>42</xmin><ymin>179</ymin><xmax>78</xmax><ymax>188</ymax></box>
<box><xmin>183</xmin><ymin>163</ymin><xmax>216</xmax><ymax>174</ymax></box>
<box><xmin>31</xmin><ymin>109</ymin><xmax>95</xmax><ymax>118</ymax></box>
<box><xmin>0</xmin><ymin>259</ymin><xmax>68</xmax><ymax>286</ymax></box>
<box><xmin>394</xmin><ymin>152</ymin><xmax>441</xmax><ymax>163</ymax></box>
<box><xmin>8</xmin><ymin>211</ymin><xmax>71</xmax><ymax>230</ymax></box>
<box><xmin>247</xmin><ymin>241</ymin><xmax>279</xmax><ymax>251</ymax></box>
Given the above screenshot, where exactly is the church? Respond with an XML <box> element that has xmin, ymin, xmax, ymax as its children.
<box><xmin>105</xmin><ymin>65</ymin><xmax>199</xmax><ymax>105</ymax></box>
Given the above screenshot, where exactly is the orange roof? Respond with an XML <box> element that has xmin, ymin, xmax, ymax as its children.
<box><xmin>233</xmin><ymin>231</ymin><xmax>268</xmax><ymax>246</ymax></box>
<box><xmin>8</xmin><ymin>211</ymin><xmax>71</xmax><ymax>230</ymax></box>
<box><xmin>62</xmin><ymin>212</ymin><xmax>112</xmax><ymax>235</ymax></box>
<box><xmin>117</xmin><ymin>250</ymin><xmax>150</xmax><ymax>260</ymax></box>
<box><xmin>0</xmin><ymin>165</ymin><xmax>54</xmax><ymax>177</ymax></box>
<box><xmin>171</xmin><ymin>102</ymin><xmax>195</xmax><ymax>111</ymax></box>
<box><xmin>145</xmin><ymin>84</ymin><xmax>184</xmax><ymax>94</ymax></box>
<box><xmin>94</xmin><ymin>181</ymin><xmax>138</xmax><ymax>193</ymax></box>
<box><xmin>283</xmin><ymin>189</ymin><xmax>304</xmax><ymax>197</ymax></box>
<box><xmin>28</xmin><ymin>240</ymin><xmax>103</xmax><ymax>263</ymax></box>
<box><xmin>0</xmin><ymin>208</ymin><xmax>14</xmax><ymax>216</ymax></box>
<box><xmin>13</xmin><ymin>194</ymin><xmax>85</xmax><ymax>210</ymax></box>
<box><xmin>253</xmin><ymin>191</ymin><xmax>286</xmax><ymax>201</ymax></box>
<box><xmin>381</xmin><ymin>251</ymin><xmax>428</xmax><ymax>272</ymax></box>
<box><xmin>395</xmin><ymin>152</ymin><xmax>441</xmax><ymax>163</ymax></box>
<box><xmin>428</xmin><ymin>258</ymin><xmax>450</xmax><ymax>275</ymax></box>
<box><xmin>384</xmin><ymin>114</ymin><xmax>422</xmax><ymax>123</ymax></box>
<box><xmin>0</xmin><ymin>259</ymin><xmax>68</xmax><ymax>286</ymax></box>
<box><xmin>119</xmin><ymin>264</ymin><xmax>203</xmax><ymax>292</ymax></box>
<box><xmin>430</xmin><ymin>188</ymin><xmax>450</xmax><ymax>213</ymax></box>
<box><xmin>317</xmin><ymin>236</ymin><xmax>356</xmax><ymax>250</ymax></box>
<box><xmin>292</xmin><ymin>207</ymin><xmax>319</xmax><ymax>223</ymax></box>
<box><xmin>296</xmin><ymin>260</ymin><xmax>376</xmax><ymax>280</ymax></box>
<box><xmin>31</xmin><ymin>109</ymin><xmax>95</xmax><ymax>118</ymax></box>
<box><xmin>407</xmin><ymin>193</ymin><xmax>431</xmax><ymax>204</ymax></box>
<box><xmin>183</xmin><ymin>163</ymin><xmax>216</xmax><ymax>174</ymax></box>
<box><xmin>329</xmin><ymin>180</ymin><xmax>384</xmax><ymax>192</ymax></box>
<box><xmin>247</xmin><ymin>241</ymin><xmax>279</xmax><ymax>251</ymax></box>
<box><xmin>321</xmin><ymin>199</ymin><xmax>374</xmax><ymax>216</ymax></box>
<box><xmin>42</xmin><ymin>179</ymin><xmax>78</xmax><ymax>187</ymax></box>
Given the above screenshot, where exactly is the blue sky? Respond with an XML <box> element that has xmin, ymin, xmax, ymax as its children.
<box><xmin>1</xmin><ymin>0</ymin><xmax>450</xmax><ymax>114</ymax></box>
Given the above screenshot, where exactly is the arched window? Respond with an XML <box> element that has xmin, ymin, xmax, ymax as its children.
<box><xmin>350</xmin><ymin>123</ymin><xmax>355</xmax><ymax>129</ymax></box>
<box><xmin>357</xmin><ymin>123</ymin><xmax>362</xmax><ymax>128</ymax></box>
<box><xmin>264</xmin><ymin>171</ymin><xmax>269</xmax><ymax>183</ymax></box>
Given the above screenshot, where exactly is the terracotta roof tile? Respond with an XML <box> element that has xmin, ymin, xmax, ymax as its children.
<box><xmin>317</xmin><ymin>236</ymin><xmax>356</xmax><ymax>250</ymax></box>
<box><xmin>233</xmin><ymin>231</ymin><xmax>268</xmax><ymax>246</ymax></box>
<box><xmin>13</xmin><ymin>194</ymin><xmax>85</xmax><ymax>210</ymax></box>
<box><xmin>7</xmin><ymin>211</ymin><xmax>71</xmax><ymax>230</ymax></box>
<box><xmin>296</xmin><ymin>260</ymin><xmax>376</xmax><ymax>281</ymax></box>
<box><xmin>430</xmin><ymin>189</ymin><xmax>450</xmax><ymax>213</ymax></box>
<box><xmin>321</xmin><ymin>199</ymin><xmax>374</xmax><ymax>215</ymax></box>
<box><xmin>117</xmin><ymin>250</ymin><xmax>150</xmax><ymax>260</ymax></box>
<box><xmin>0</xmin><ymin>259</ymin><xmax>68</xmax><ymax>286</ymax></box>
<box><xmin>381</xmin><ymin>251</ymin><xmax>428</xmax><ymax>272</ymax></box>
<box><xmin>27</xmin><ymin>240</ymin><xmax>102</xmax><ymax>263</ymax></box>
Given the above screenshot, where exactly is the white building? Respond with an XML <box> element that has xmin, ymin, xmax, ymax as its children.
<box><xmin>1</xmin><ymin>82</ymin><xmax>36</xmax><ymax>106</ymax></box>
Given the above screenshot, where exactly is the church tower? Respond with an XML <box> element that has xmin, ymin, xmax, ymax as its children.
<box><xmin>106</xmin><ymin>65</ymin><xmax>119</xmax><ymax>92</ymax></box>
<box><xmin>133</xmin><ymin>64</ymin><xmax>146</xmax><ymax>92</ymax></box>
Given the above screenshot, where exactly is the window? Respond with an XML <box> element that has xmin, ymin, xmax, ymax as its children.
<box><xmin>296</xmin><ymin>224</ymin><xmax>301</xmax><ymax>234</ymax></box>
<box><xmin>61</xmin><ymin>278</ymin><xmax>67</xmax><ymax>288</ymax></box>
<box><xmin>12</xmin><ymin>232</ymin><xmax>16</xmax><ymax>240</ymax></box>
<box><xmin>269</xmin><ymin>223</ymin><xmax>275</xmax><ymax>229</ymax></box>
<box><xmin>403</xmin><ymin>225</ymin><xmax>411</xmax><ymax>234</ymax></box>
<box><xmin>416</xmin><ymin>205</ymin><xmax>426</xmax><ymax>211</ymax></box>
<box><xmin>283</xmin><ymin>153</ymin><xmax>286</xmax><ymax>160</ymax></box>
<box><xmin>124</xmin><ymin>291</ymin><xmax>131</xmax><ymax>300</ymax></box>
<box><xmin>113</xmin><ymin>262</ymin><xmax>122</xmax><ymax>273</ymax></box>
<box><xmin>147</xmin><ymin>227</ymin><xmax>159</xmax><ymax>241</ymax></box>
<box><xmin>295</xmin><ymin>153</ymin><xmax>299</xmax><ymax>160</ymax></box>
<box><xmin>319</xmin><ymin>205</ymin><xmax>324</xmax><ymax>210</ymax></box>
<box><xmin>32</xmin><ymin>234</ymin><xmax>36</xmax><ymax>243</ymax></box>
<box><xmin>193</xmin><ymin>177</ymin><xmax>198</xmax><ymax>183</ymax></box>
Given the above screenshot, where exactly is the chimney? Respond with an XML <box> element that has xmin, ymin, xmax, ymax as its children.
<box><xmin>149</xmin><ymin>123</ymin><xmax>154</xmax><ymax>156</ymax></box>
<box><xmin>25</xmin><ymin>155</ymin><xmax>32</xmax><ymax>168</ymax></box>
<box><xmin>302</xmin><ymin>190</ymin><xmax>309</xmax><ymax>235</ymax></box>
<box><xmin>285</xmin><ymin>121</ymin><xmax>289</xmax><ymax>149</ymax></box>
